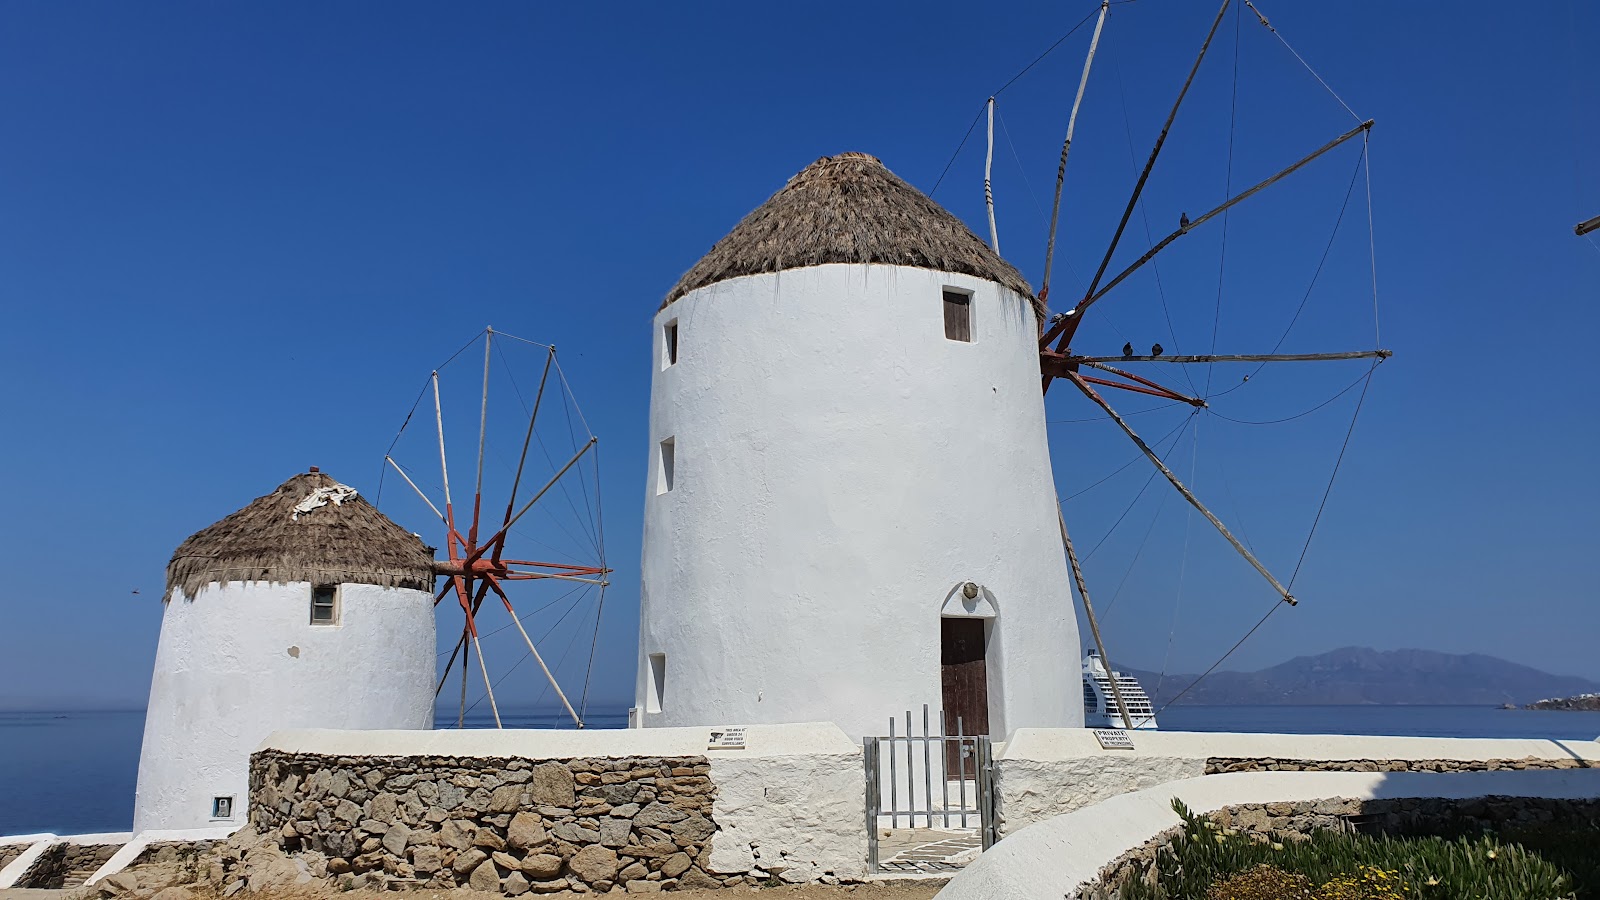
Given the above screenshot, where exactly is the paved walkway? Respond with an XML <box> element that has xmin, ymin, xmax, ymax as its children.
<box><xmin>876</xmin><ymin>828</ymin><xmax>983</xmax><ymax>874</ymax></box>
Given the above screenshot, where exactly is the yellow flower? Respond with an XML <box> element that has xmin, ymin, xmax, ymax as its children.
<box><xmin>1487</xmin><ymin>849</ymin><xmax>1498</xmax><ymax>860</ymax></box>
<box><xmin>1271</xmin><ymin>842</ymin><xmax>1284</xmax><ymax>851</ymax></box>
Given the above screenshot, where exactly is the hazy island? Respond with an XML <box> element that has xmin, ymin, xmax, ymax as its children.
<box><xmin>1525</xmin><ymin>693</ymin><xmax>1600</xmax><ymax>711</ymax></box>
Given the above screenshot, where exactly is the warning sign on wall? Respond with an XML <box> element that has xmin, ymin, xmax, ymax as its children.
<box><xmin>708</xmin><ymin>727</ymin><xmax>747</xmax><ymax>750</ymax></box>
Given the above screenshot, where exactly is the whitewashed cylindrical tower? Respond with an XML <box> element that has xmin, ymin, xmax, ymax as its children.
<box><xmin>635</xmin><ymin>152</ymin><xmax>1084</xmax><ymax>742</ymax></box>
<box><xmin>133</xmin><ymin>469</ymin><xmax>437</xmax><ymax>832</ymax></box>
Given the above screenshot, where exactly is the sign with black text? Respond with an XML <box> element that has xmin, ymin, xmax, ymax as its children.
<box><xmin>1093</xmin><ymin>728</ymin><xmax>1135</xmax><ymax>750</ymax></box>
<box><xmin>707</xmin><ymin>727</ymin><xmax>747</xmax><ymax>750</ymax></box>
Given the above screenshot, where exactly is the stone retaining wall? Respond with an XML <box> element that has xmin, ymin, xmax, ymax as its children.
<box><xmin>0</xmin><ymin>844</ymin><xmax>25</xmax><ymax>872</ymax></box>
<box><xmin>251</xmin><ymin>749</ymin><xmax>738</xmax><ymax>893</ymax></box>
<box><xmin>1088</xmin><ymin>795</ymin><xmax>1600</xmax><ymax>897</ymax></box>
<box><xmin>1204</xmin><ymin>756</ymin><xmax>1593</xmax><ymax>775</ymax></box>
<box><xmin>16</xmin><ymin>842</ymin><xmax>120</xmax><ymax>889</ymax></box>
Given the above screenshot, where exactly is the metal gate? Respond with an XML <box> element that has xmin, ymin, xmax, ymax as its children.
<box><xmin>863</xmin><ymin>705</ymin><xmax>997</xmax><ymax>873</ymax></box>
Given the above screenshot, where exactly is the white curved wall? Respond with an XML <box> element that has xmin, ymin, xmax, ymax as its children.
<box><xmin>133</xmin><ymin>581</ymin><xmax>436</xmax><ymax>832</ymax></box>
<box><xmin>637</xmin><ymin>264</ymin><xmax>1082</xmax><ymax>741</ymax></box>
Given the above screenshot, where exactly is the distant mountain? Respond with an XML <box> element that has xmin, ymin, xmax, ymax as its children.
<box><xmin>1121</xmin><ymin>647</ymin><xmax>1600</xmax><ymax>707</ymax></box>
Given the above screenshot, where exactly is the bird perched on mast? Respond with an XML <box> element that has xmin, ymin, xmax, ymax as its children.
<box><xmin>1122</xmin><ymin>342</ymin><xmax>1133</xmax><ymax>359</ymax></box>
<box><xmin>1152</xmin><ymin>343</ymin><xmax>1164</xmax><ymax>356</ymax></box>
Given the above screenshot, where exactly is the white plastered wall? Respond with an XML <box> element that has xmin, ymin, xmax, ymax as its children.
<box><xmin>133</xmin><ymin>581</ymin><xmax>436</xmax><ymax>832</ymax></box>
<box><xmin>636</xmin><ymin>264</ymin><xmax>1082</xmax><ymax>742</ymax></box>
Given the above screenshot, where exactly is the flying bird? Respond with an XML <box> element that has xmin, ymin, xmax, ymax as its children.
<box><xmin>1152</xmin><ymin>343</ymin><xmax>1165</xmax><ymax>356</ymax></box>
<box><xmin>1122</xmin><ymin>342</ymin><xmax>1133</xmax><ymax>358</ymax></box>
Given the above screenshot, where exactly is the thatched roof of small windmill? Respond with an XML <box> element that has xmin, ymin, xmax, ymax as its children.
<box><xmin>663</xmin><ymin>152</ymin><xmax>1040</xmax><ymax>316</ymax></box>
<box><xmin>165</xmin><ymin>471</ymin><xmax>435</xmax><ymax>600</ymax></box>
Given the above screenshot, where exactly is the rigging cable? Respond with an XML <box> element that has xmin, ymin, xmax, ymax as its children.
<box><xmin>1082</xmin><ymin>410</ymin><xmax>1199</xmax><ymax>562</ymax></box>
<box><xmin>1242</xmin><ymin>0</ymin><xmax>1362</xmax><ymax>124</ymax></box>
<box><xmin>1151</xmin><ymin>412</ymin><xmax>1203</xmax><ymax>709</ymax></box>
<box><xmin>1151</xmin><ymin>126</ymin><xmax>1384</xmax><ymax>713</ymax></box>
<box><xmin>1207</xmin><ymin>361</ymin><xmax>1381</xmax><ymax>425</ymax></box>
<box><xmin>1208</xmin><ymin>153</ymin><xmax>1364</xmax><ymax>400</ymax></box>
<box><xmin>1203</xmin><ymin>2</ymin><xmax>1243</xmax><ymax>400</ymax></box>
<box><xmin>579</xmin><ymin>443</ymin><xmax>608</xmax><ymax>719</ymax></box>
<box><xmin>1111</xmin><ymin>47</ymin><xmax>1199</xmax><ymax>395</ymax></box>
<box><xmin>998</xmin><ymin>105</ymin><xmax>1123</xmax><ymax>341</ymax></box>
<box><xmin>1151</xmin><ymin>356</ymin><xmax>1378</xmax><ymax>713</ymax></box>
<box><xmin>1097</xmin><ymin>471</ymin><xmax>1173</xmax><ymax>619</ymax></box>
<box><xmin>930</xmin><ymin>5</ymin><xmax>1102</xmax><ymax>197</ymax></box>
<box><xmin>1061</xmin><ymin>411</ymin><xmax>1198</xmax><ymax>501</ymax></box>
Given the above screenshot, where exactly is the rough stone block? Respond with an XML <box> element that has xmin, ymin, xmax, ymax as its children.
<box><xmin>411</xmin><ymin>846</ymin><xmax>442</xmax><ymax>874</ymax></box>
<box><xmin>519</xmin><ymin>853</ymin><xmax>563</xmax><ymax>879</ymax></box>
<box><xmin>381</xmin><ymin>823</ymin><xmax>411</xmax><ymax>857</ymax></box>
<box><xmin>451</xmin><ymin>849</ymin><xmax>488</xmax><ymax>877</ymax></box>
<box><xmin>507</xmin><ymin>812</ymin><xmax>548</xmax><ymax>850</ymax></box>
<box><xmin>468</xmin><ymin>859</ymin><xmax>501</xmax><ymax>892</ymax></box>
<box><xmin>568</xmin><ymin>845</ymin><xmax>620</xmax><ymax>885</ymax></box>
<box><xmin>599</xmin><ymin>817</ymin><xmax>631</xmax><ymax>848</ymax></box>
<box><xmin>633</xmin><ymin>802</ymin><xmax>687</xmax><ymax>829</ymax></box>
<box><xmin>488</xmin><ymin>785</ymin><xmax>525</xmax><ymax>814</ymax></box>
<box><xmin>528</xmin><ymin>763</ymin><xmax>577</xmax><ymax>808</ymax></box>
<box><xmin>659</xmin><ymin>853</ymin><xmax>691</xmax><ymax>879</ymax></box>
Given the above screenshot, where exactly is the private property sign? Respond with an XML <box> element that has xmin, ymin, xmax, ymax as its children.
<box><xmin>1093</xmin><ymin>729</ymin><xmax>1135</xmax><ymax>750</ymax></box>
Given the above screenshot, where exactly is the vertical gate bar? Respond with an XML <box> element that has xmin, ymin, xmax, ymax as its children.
<box><xmin>904</xmin><ymin>710</ymin><xmax>914</xmax><ymax>827</ymax></box>
<box><xmin>939</xmin><ymin>710</ymin><xmax>950</xmax><ymax>828</ymax></box>
<box><xmin>864</xmin><ymin>738</ymin><xmax>879</xmax><ymax>873</ymax></box>
<box><xmin>887</xmin><ymin>718</ymin><xmax>898</xmax><ymax>828</ymax></box>
<box><xmin>921</xmin><ymin>705</ymin><xmax>933</xmax><ymax>828</ymax></box>
<box><xmin>978</xmin><ymin>737</ymin><xmax>996</xmax><ymax>849</ymax></box>
<box><xmin>957</xmin><ymin>715</ymin><xmax>968</xmax><ymax>828</ymax></box>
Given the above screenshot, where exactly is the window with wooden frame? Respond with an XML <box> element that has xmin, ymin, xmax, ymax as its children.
<box><xmin>943</xmin><ymin>289</ymin><xmax>972</xmax><ymax>342</ymax></box>
<box><xmin>310</xmin><ymin>585</ymin><xmax>339</xmax><ymax>625</ymax></box>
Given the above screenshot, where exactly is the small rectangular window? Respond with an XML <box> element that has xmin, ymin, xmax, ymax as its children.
<box><xmin>212</xmin><ymin>796</ymin><xmax>234</xmax><ymax>819</ymax></box>
<box><xmin>943</xmin><ymin>290</ymin><xmax>972</xmax><ymax>342</ymax></box>
<box><xmin>662</xmin><ymin>320</ymin><xmax>679</xmax><ymax>369</ymax></box>
<box><xmin>646</xmin><ymin>653</ymin><xmax>666</xmax><ymax>713</ymax></box>
<box><xmin>311</xmin><ymin>585</ymin><xmax>339</xmax><ymax>625</ymax></box>
<box><xmin>657</xmin><ymin>438</ymin><xmax>675</xmax><ymax>495</ymax></box>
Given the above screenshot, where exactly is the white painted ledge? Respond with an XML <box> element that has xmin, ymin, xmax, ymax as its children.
<box><xmin>938</xmin><ymin>768</ymin><xmax>1600</xmax><ymax>900</ymax></box>
<box><xmin>86</xmin><ymin>827</ymin><xmax>239</xmax><ymax>886</ymax></box>
<box><xmin>260</xmin><ymin>721</ymin><xmax>857</xmax><ymax>759</ymax></box>
<box><xmin>999</xmin><ymin>727</ymin><xmax>1600</xmax><ymax>764</ymax></box>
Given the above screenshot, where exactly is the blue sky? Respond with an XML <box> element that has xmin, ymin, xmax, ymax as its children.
<box><xmin>1</xmin><ymin>1</ymin><xmax>1595</xmax><ymax>713</ymax></box>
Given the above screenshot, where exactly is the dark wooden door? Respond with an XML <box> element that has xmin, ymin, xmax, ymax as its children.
<box><xmin>941</xmin><ymin>617</ymin><xmax>989</xmax><ymax>776</ymax></box>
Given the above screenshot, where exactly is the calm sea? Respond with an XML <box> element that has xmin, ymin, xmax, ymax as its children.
<box><xmin>3</xmin><ymin>705</ymin><xmax>1596</xmax><ymax>837</ymax></box>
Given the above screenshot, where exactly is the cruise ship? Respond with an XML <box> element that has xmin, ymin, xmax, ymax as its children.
<box><xmin>1082</xmin><ymin>649</ymin><xmax>1158</xmax><ymax>730</ymax></box>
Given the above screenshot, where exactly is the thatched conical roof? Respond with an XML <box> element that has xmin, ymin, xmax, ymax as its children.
<box><xmin>165</xmin><ymin>470</ymin><xmax>435</xmax><ymax>600</ymax></box>
<box><xmin>663</xmin><ymin>152</ymin><xmax>1040</xmax><ymax>315</ymax></box>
